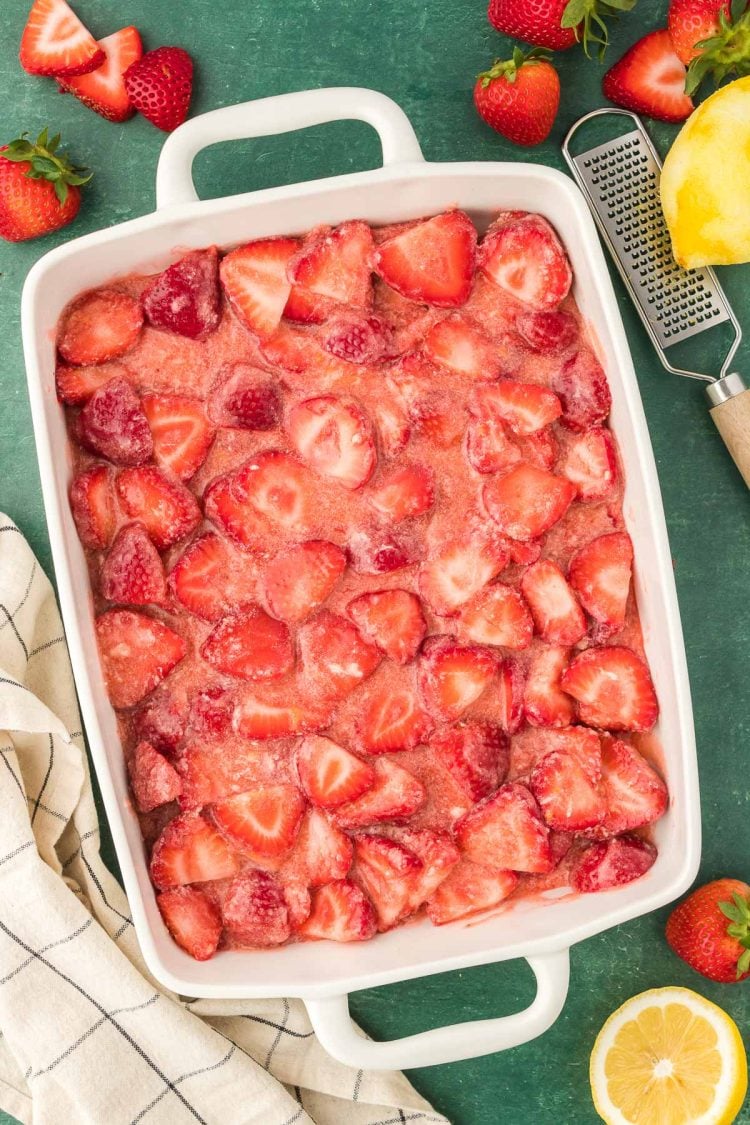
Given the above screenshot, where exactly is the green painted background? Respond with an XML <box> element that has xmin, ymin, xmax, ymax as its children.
<box><xmin>1</xmin><ymin>1</ymin><xmax>749</xmax><ymax>1122</ymax></box>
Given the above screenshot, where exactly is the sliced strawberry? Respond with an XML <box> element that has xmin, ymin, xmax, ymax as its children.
<box><xmin>602</xmin><ymin>29</ymin><xmax>694</xmax><ymax>124</ymax></box>
<box><xmin>497</xmin><ymin>658</ymin><xmax>525</xmax><ymax>733</ymax></box>
<box><xmin>212</xmin><ymin>785</ymin><xmax>305</xmax><ymax>868</ymax></box>
<box><xmin>220</xmin><ymin>238</ymin><xmax>299</xmax><ymax>341</ymax></box>
<box><xmin>20</xmin><ymin>0</ymin><xmax>105</xmax><ymax>77</ymax></box>
<box><xmin>509</xmin><ymin>539</ymin><xmax>543</xmax><ymax>566</ymax></box>
<box><xmin>470</xmin><ymin>381</ymin><xmax>562</xmax><ymax>436</ymax></box>
<box><xmin>530</xmin><ymin>750</ymin><xmax>605</xmax><ymax>832</ymax></box>
<box><xmin>142</xmin><ymin>394</ymin><xmax>214</xmax><ymax>481</ymax></box>
<box><xmin>335</xmin><ymin>757</ymin><xmax>425</xmax><ymax>829</ymax></box>
<box><xmin>133</xmin><ymin>688</ymin><xmax>187</xmax><ymax>757</ymax></box>
<box><xmin>262</xmin><ymin>540</ymin><xmax>346</xmax><ymax>624</ymax></box>
<box><xmin>357</xmin><ymin>683</ymin><xmax>432</xmax><ymax>754</ymax></box>
<box><xmin>201</xmin><ymin>607</ymin><xmax>293</xmax><ymax>681</ymax></box>
<box><xmin>116</xmin><ymin>465</ymin><xmax>200</xmax><ymax>550</ymax></box>
<box><xmin>456</xmin><ymin>783</ymin><xmax>553</xmax><ymax>873</ymax></box>
<box><xmin>292</xmin><ymin>808</ymin><xmax>354</xmax><ymax>886</ymax></box>
<box><xmin>354</xmin><ymin>834</ymin><xmax>423</xmax><ymax>930</ymax></box>
<box><xmin>287</xmin><ymin>396</ymin><xmax>377</xmax><ymax>490</ymax></box>
<box><xmin>221</xmin><ymin>869</ymin><xmax>290</xmax><ymax>946</ymax></box>
<box><xmin>417</xmin><ymin>637</ymin><xmax>499</xmax><ymax>722</ymax></box>
<box><xmin>597</xmin><ymin>735</ymin><xmax>668</xmax><ymax>836</ymax></box>
<box><xmin>176</xmin><ymin>740</ymin><xmax>265</xmax><ymax>810</ymax></box>
<box><xmin>323</xmin><ymin>314</ymin><xmax>392</xmax><ymax>365</ymax></box>
<box><xmin>431</xmin><ymin>720</ymin><xmax>509</xmax><ymax>802</ymax></box>
<box><xmin>347</xmin><ymin>529</ymin><xmax>413</xmax><ymax>575</ymax></box>
<box><xmin>523</xmin><ymin>645</ymin><xmax>575</xmax><ymax>728</ymax></box>
<box><xmin>570</xmin><ymin>835</ymin><xmax>657</xmax><ymax>893</ymax></box>
<box><xmin>169</xmin><ymin>533</ymin><xmax>235</xmax><ymax>622</ymax></box>
<box><xmin>296</xmin><ymin>735</ymin><xmax>375</xmax><ymax>809</ymax></box>
<box><xmin>289</xmin><ymin>221</ymin><xmax>374</xmax><ymax>307</ymax></box>
<box><xmin>371</xmin><ymin>398</ymin><xmax>411</xmax><ymax>459</ymax></box>
<box><xmin>422</xmin><ymin>314</ymin><xmax>501</xmax><ymax>380</ymax></box>
<box><xmin>142</xmin><ymin>247</ymin><xmax>221</xmax><ymax>339</ymax></box>
<box><xmin>281</xmin><ymin>877</ymin><xmax>311</xmax><ymax>929</ymax></box>
<box><xmin>410</xmin><ymin>393</ymin><xmax>466</xmax><ymax>448</ymax></box>
<box><xmin>58</xmin><ymin>26</ymin><xmax>143</xmax><ymax>122</ymax></box>
<box><xmin>561</xmin><ymin>646</ymin><xmax>658</xmax><ymax>732</ymax></box>
<box><xmin>207</xmin><ymin>363</ymin><xmax>281</xmax><ymax>430</ymax></box>
<box><xmin>55</xmin><ymin>361</ymin><xmax>124</xmax><ymax>405</ymax></box>
<box><xmin>96</xmin><ymin>609</ymin><xmax>185</xmax><ymax>709</ymax></box>
<box><xmin>150</xmin><ymin>812</ymin><xmax>239</xmax><ymax>889</ymax></box>
<box><xmin>482</xmin><ymin>464</ymin><xmax>575</xmax><ymax>542</ymax></box>
<box><xmin>465</xmin><ymin>414</ymin><xmax>522</xmax><ymax>475</ymax></box>
<box><xmin>101</xmin><ymin>522</ymin><xmax>166</xmax><ymax>607</ymax></box>
<box><xmin>559</xmin><ymin>427</ymin><xmax>618</xmax><ymax>501</ymax></box>
<box><xmin>418</xmin><ymin>531</ymin><xmax>509</xmax><ymax>616</ymax></box>
<box><xmin>537</xmin><ymin>725</ymin><xmax>602</xmax><ymax>783</ymax></box>
<box><xmin>374</xmin><ymin>211</ymin><xmax>477</xmax><ymax>307</ymax></box>
<box><xmin>234</xmin><ymin>689</ymin><xmax>330</xmax><ymax>740</ymax></box>
<box><xmin>127</xmin><ymin>739</ymin><xmax>181</xmax><ymax>812</ymax></box>
<box><xmin>346</xmin><ymin>589</ymin><xmax>426</xmax><ymax>665</ymax></box>
<box><xmin>459</xmin><ymin>584</ymin><xmax>533</xmax><ymax>649</ymax></box>
<box><xmin>156</xmin><ymin>886</ymin><xmax>222</xmax><ymax>961</ymax></box>
<box><xmin>427</xmin><ymin>860</ymin><xmax>518</xmax><ymax>924</ymax></box>
<box><xmin>478</xmin><ymin>213</ymin><xmax>572</xmax><ymax>311</ymax></box>
<box><xmin>298</xmin><ymin>880</ymin><xmax>377</xmax><ymax>941</ymax></box>
<box><xmin>186</xmin><ymin>686</ymin><xmax>235</xmax><ymax>739</ymax></box>
<box><xmin>298</xmin><ymin>611</ymin><xmax>381</xmax><ymax>700</ymax></box>
<box><xmin>57</xmin><ymin>290</ymin><xmax>143</xmax><ymax>365</ymax></box>
<box><xmin>552</xmin><ymin>349</ymin><xmax>612</xmax><ymax>431</ymax></box>
<box><xmin>569</xmin><ymin>532</ymin><xmax>634</xmax><ymax>635</ymax></box>
<box><xmin>515</xmin><ymin>308</ymin><xmax>578</xmax><ymax>354</ymax></box>
<box><xmin>259</xmin><ymin>322</ymin><xmax>348</xmax><ymax>379</ymax></box>
<box><xmin>205</xmin><ymin>452</ymin><xmax>315</xmax><ymax>549</ymax></box>
<box><xmin>520</xmin><ymin>559</ymin><xmax>587</xmax><ymax>645</ymax></box>
<box><xmin>78</xmin><ymin>377</ymin><xmax>153</xmax><ymax>466</ymax></box>
<box><xmin>517</xmin><ymin>427</ymin><xmax>558</xmax><ymax>471</ymax></box>
<box><xmin>394</xmin><ymin>827</ymin><xmax>461</xmax><ymax>913</ymax></box>
<box><xmin>368</xmin><ymin>463</ymin><xmax>434</xmax><ymax>524</ymax></box>
<box><xmin>283</xmin><ymin>285</ymin><xmax>329</xmax><ymax>324</ymax></box>
<box><xmin>69</xmin><ymin>464</ymin><xmax>116</xmax><ymax>549</ymax></box>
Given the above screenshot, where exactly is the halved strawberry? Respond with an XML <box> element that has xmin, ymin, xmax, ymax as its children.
<box><xmin>142</xmin><ymin>247</ymin><xmax>221</xmax><ymax>339</ymax></box>
<box><xmin>298</xmin><ymin>611</ymin><xmax>381</xmax><ymax>700</ymax></box>
<box><xmin>482</xmin><ymin>464</ymin><xmax>575</xmax><ymax>541</ymax></box>
<box><xmin>283</xmin><ymin>285</ymin><xmax>329</xmax><ymax>324</ymax></box>
<box><xmin>96</xmin><ymin>609</ymin><xmax>186</xmax><ymax>709</ymax></box>
<box><xmin>516</xmin><ymin>308</ymin><xmax>578</xmax><ymax>354</ymax></box>
<box><xmin>561</xmin><ymin>646</ymin><xmax>658</xmax><ymax>732</ymax></box>
<box><xmin>57</xmin><ymin>290</ymin><xmax>143</xmax><ymax>365</ymax></box>
<box><xmin>529</xmin><ymin>750</ymin><xmax>605</xmax><ymax>832</ymax></box>
<box><xmin>370</xmin><ymin>398</ymin><xmax>411</xmax><ymax>459</ymax></box>
<box><xmin>569</xmin><ymin>532</ymin><xmax>633</xmax><ymax>635</ymax></box>
<box><xmin>552</xmin><ymin>349</ymin><xmax>612</xmax><ymax>431</ymax></box>
<box><xmin>134</xmin><ymin>689</ymin><xmax>187</xmax><ymax>757</ymax></box>
<box><xmin>205</xmin><ymin>452</ymin><xmax>315</xmax><ymax>549</ymax></box>
<box><xmin>374</xmin><ymin>210</ymin><xmax>477</xmax><ymax>307</ymax></box>
<box><xmin>78</xmin><ymin>377</ymin><xmax>153</xmax><ymax>466</ymax></box>
<box><xmin>69</xmin><ymin>464</ymin><xmax>116</xmax><ymax>550</ymax></box>
<box><xmin>422</xmin><ymin>314</ymin><xmax>501</xmax><ymax>380</ymax></box>
<box><xmin>288</xmin><ymin>221</ymin><xmax>374</xmax><ymax>307</ymax></box>
<box><xmin>220</xmin><ymin>238</ymin><xmax>299</xmax><ymax>341</ymax></box>
<box><xmin>186</xmin><ymin>686</ymin><xmax>235</xmax><ymax>740</ymax></box>
<box><xmin>142</xmin><ymin>394</ymin><xmax>214</xmax><ymax>481</ymax></box>
<box><xmin>523</xmin><ymin>645</ymin><xmax>575</xmax><ymax>728</ymax></box>
<box><xmin>335</xmin><ymin>757</ymin><xmax>425</xmax><ymax>828</ymax></box>
<box><xmin>456</xmin><ymin>783</ymin><xmax>553</xmax><ymax>873</ymax></box>
<box><xmin>201</xmin><ymin>607</ymin><xmax>293</xmax><ymax>681</ymax></box>
<box><xmin>509</xmin><ymin>539</ymin><xmax>543</xmax><ymax>566</ymax></box>
<box><xmin>346</xmin><ymin>589</ymin><xmax>426</xmax><ymax>665</ymax></box>
<box><xmin>427</xmin><ymin>860</ymin><xmax>518</xmax><ymax>925</ymax></box>
<box><xmin>168</xmin><ymin>534</ymin><xmax>231</xmax><ymax>622</ymax></box>
<box><xmin>263</xmin><ymin>540</ymin><xmax>346</xmax><ymax>624</ymax></box>
<box><xmin>221</xmin><ymin>868</ymin><xmax>290</xmax><ymax>946</ymax></box>
<box><xmin>497</xmin><ymin>658</ymin><xmax>525</xmax><ymax>733</ymax></box>
<box><xmin>150</xmin><ymin>812</ymin><xmax>239</xmax><ymax>889</ymax></box>
<box><xmin>207</xmin><ymin>363</ymin><xmax>281</xmax><ymax>431</ymax></box>
<box><xmin>470</xmin><ymin>381</ymin><xmax>562</xmax><ymax>436</ymax></box>
<box><xmin>322</xmin><ymin>314</ymin><xmax>393</xmax><ymax>365</ymax></box>
<box><xmin>58</xmin><ymin>26</ymin><xmax>143</xmax><ymax>122</ymax></box>
<box><xmin>101</xmin><ymin>522</ymin><xmax>166</xmax><ymax>607</ymax></box>
<box><xmin>418</xmin><ymin>531</ymin><xmax>509</xmax><ymax>616</ymax></box>
<box><xmin>127</xmin><ymin>739</ymin><xmax>181</xmax><ymax>812</ymax></box>
<box><xmin>570</xmin><ymin>834</ymin><xmax>657</xmax><ymax>893</ymax></box>
<box><xmin>559</xmin><ymin>427</ymin><xmax>618</xmax><ymax>501</ymax></box>
<box><xmin>417</xmin><ymin>637</ymin><xmax>499</xmax><ymax>721</ymax></box>
<box><xmin>478</xmin><ymin>213</ymin><xmax>572</xmax><ymax>311</ymax></box>
<box><xmin>368</xmin><ymin>462</ymin><xmax>434</xmax><ymax>524</ymax></box>
<box><xmin>520</xmin><ymin>559</ymin><xmax>587</xmax><ymax>645</ymax></box>
<box><xmin>20</xmin><ymin>0</ymin><xmax>105</xmax><ymax>77</ymax></box>
<box><xmin>156</xmin><ymin>886</ymin><xmax>222</xmax><ymax>961</ymax></box>
<box><xmin>459</xmin><ymin>583</ymin><xmax>533</xmax><ymax>649</ymax></box>
<box><xmin>287</xmin><ymin>396</ymin><xmax>377</xmax><ymax>490</ymax></box>
<box><xmin>430</xmin><ymin>720</ymin><xmax>509</xmax><ymax>802</ymax></box>
<box><xmin>292</xmin><ymin>808</ymin><xmax>354</xmax><ymax>886</ymax></box>
<box><xmin>537</xmin><ymin>725</ymin><xmax>602</xmax><ymax>782</ymax></box>
<box><xmin>602</xmin><ymin>29</ymin><xmax>694</xmax><ymax>124</ymax></box>
<box><xmin>298</xmin><ymin>880</ymin><xmax>377</xmax><ymax>942</ymax></box>
<box><xmin>357</xmin><ymin>683</ymin><xmax>432</xmax><ymax>754</ymax></box>
<box><xmin>354</xmin><ymin>834</ymin><xmax>423</xmax><ymax>930</ymax></box>
<box><xmin>116</xmin><ymin>465</ymin><xmax>200</xmax><ymax>550</ymax></box>
<box><xmin>296</xmin><ymin>735</ymin><xmax>375</xmax><ymax>809</ymax></box>
<box><xmin>176</xmin><ymin>740</ymin><xmax>265</xmax><ymax>810</ymax></box>
<box><xmin>465</xmin><ymin>414</ymin><xmax>522</xmax><ymax>475</ymax></box>
<box><xmin>55</xmin><ymin>361</ymin><xmax>125</xmax><ymax>405</ymax></box>
<box><xmin>517</xmin><ymin>428</ymin><xmax>558</xmax><ymax>471</ymax></box>
<box><xmin>596</xmin><ymin>735</ymin><xmax>668</xmax><ymax>836</ymax></box>
<box><xmin>347</xmin><ymin>529</ymin><xmax>413</xmax><ymax>575</ymax></box>
<box><xmin>393</xmin><ymin>827</ymin><xmax>461</xmax><ymax>913</ymax></box>
<box><xmin>212</xmin><ymin>784</ymin><xmax>305</xmax><ymax>867</ymax></box>
<box><xmin>234</xmin><ymin>689</ymin><xmax>330</xmax><ymax>740</ymax></box>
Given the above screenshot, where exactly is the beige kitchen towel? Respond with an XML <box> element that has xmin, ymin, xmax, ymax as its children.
<box><xmin>0</xmin><ymin>515</ymin><xmax>448</xmax><ymax>1125</ymax></box>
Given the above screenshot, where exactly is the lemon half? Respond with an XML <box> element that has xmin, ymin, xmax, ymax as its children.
<box><xmin>590</xmin><ymin>987</ymin><xmax>747</xmax><ymax>1125</ymax></box>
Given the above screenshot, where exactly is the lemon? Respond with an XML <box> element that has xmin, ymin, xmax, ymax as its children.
<box><xmin>661</xmin><ymin>76</ymin><xmax>750</xmax><ymax>269</ymax></box>
<box><xmin>590</xmin><ymin>987</ymin><xmax>747</xmax><ymax>1125</ymax></box>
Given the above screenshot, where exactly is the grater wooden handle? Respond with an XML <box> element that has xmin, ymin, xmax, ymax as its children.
<box><xmin>707</xmin><ymin>375</ymin><xmax>750</xmax><ymax>488</ymax></box>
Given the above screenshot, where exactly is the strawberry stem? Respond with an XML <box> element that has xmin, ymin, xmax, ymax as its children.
<box><xmin>561</xmin><ymin>0</ymin><xmax>638</xmax><ymax>60</ymax></box>
<box><xmin>718</xmin><ymin>891</ymin><xmax>750</xmax><ymax>979</ymax></box>
<box><xmin>685</xmin><ymin>5</ymin><xmax>750</xmax><ymax>95</ymax></box>
<box><xmin>2</xmin><ymin>128</ymin><xmax>91</xmax><ymax>206</ymax></box>
<box><xmin>478</xmin><ymin>47</ymin><xmax>551</xmax><ymax>87</ymax></box>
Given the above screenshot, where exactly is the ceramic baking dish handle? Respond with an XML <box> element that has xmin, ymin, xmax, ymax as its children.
<box><xmin>155</xmin><ymin>87</ymin><xmax>425</xmax><ymax>209</ymax></box>
<box><xmin>305</xmin><ymin>949</ymin><xmax>570</xmax><ymax>1069</ymax></box>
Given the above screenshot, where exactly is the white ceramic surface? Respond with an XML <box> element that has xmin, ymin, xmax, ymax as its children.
<box><xmin>21</xmin><ymin>88</ymin><xmax>700</xmax><ymax>1070</ymax></box>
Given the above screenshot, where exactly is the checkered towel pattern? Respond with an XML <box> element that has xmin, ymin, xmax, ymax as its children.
<box><xmin>0</xmin><ymin>516</ymin><xmax>448</xmax><ymax>1125</ymax></box>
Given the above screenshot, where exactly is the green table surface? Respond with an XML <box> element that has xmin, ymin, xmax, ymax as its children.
<box><xmin>2</xmin><ymin>2</ymin><xmax>749</xmax><ymax>1122</ymax></box>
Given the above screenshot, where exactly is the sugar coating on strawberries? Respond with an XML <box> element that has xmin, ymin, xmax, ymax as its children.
<box><xmin>58</xmin><ymin>209</ymin><xmax>667</xmax><ymax>960</ymax></box>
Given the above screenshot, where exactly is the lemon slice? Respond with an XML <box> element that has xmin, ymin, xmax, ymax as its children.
<box><xmin>590</xmin><ymin>987</ymin><xmax>747</xmax><ymax>1125</ymax></box>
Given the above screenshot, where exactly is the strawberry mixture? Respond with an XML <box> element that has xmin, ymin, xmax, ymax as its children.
<box><xmin>57</xmin><ymin>209</ymin><xmax>668</xmax><ymax>961</ymax></box>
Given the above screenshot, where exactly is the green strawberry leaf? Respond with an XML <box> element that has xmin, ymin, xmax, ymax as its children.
<box><xmin>2</xmin><ymin>127</ymin><xmax>92</xmax><ymax>203</ymax></box>
<box><xmin>737</xmin><ymin>948</ymin><xmax>750</xmax><ymax>978</ymax></box>
<box><xmin>561</xmin><ymin>0</ymin><xmax>637</xmax><ymax>60</ymax></box>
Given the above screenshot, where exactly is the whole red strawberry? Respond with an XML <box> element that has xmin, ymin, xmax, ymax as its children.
<box><xmin>666</xmin><ymin>878</ymin><xmax>750</xmax><ymax>983</ymax></box>
<box><xmin>668</xmin><ymin>0</ymin><xmax>750</xmax><ymax>94</ymax></box>
<box><xmin>488</xmin><ymin>0</ymin><xmax>637</xmax><ymax>58</ymax></box>
<box><xmin>474</xmin><ymin>48</ymin><xmax>560</xmax><ymax>147</ymax></box>
<box><xmin>0</xmin><ymin>128</ymin><xmax>90</xmax><ymax>242</ymax></box>
<box><xmin>124</xmin><ymin>46</ymin><xmax>193</xmax><ymax>132</ymax></box>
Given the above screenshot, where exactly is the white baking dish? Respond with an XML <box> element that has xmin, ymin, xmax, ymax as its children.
<box><xmin>21</xmin><ymin>88</ymin><xmax>700</xmax><ymax>1070</ymax></box>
